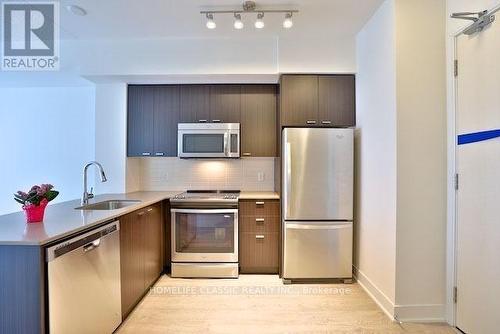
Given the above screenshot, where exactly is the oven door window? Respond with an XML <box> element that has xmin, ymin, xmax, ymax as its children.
<box><xmin>175</xmin><ymin>212</ymin><xmax>235</xmax><ymax>253</ymax></box>
<box><xmin>182</xmin><ymin>134</ymin><xmax>224</xmax><ymax>153</ymax></box>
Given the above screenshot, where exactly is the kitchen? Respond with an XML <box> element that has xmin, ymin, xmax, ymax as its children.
<box><xmin>0</xmin><ymin>0</ymin><xmax>498</xmax><ymax>333</ymax></box>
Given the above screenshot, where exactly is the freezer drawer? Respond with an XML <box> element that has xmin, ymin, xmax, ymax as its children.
<box><xmin>283</xmin><ymin>221</ymin><xmax>352</xmax><ymax>279</ymax></box>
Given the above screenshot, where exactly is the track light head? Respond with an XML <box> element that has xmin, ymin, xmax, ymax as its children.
<box><xmin>255</xmin><ymin>12</ymin><xmax>265</xmax><ymax>29</ymax></box>
<box><xmin>206</xmin><ymin>13</ymin><xmax>216</xmax><ymax>29</ymax></box>
<box><xmin>234</xmin><ymin>13</ymin><xmax>244</xmax><ymax>29</ymax></box>
<box><xmin>283</xmin><ymin>12</ymin><xmax>293</xmax><ymax>29</ymax></box>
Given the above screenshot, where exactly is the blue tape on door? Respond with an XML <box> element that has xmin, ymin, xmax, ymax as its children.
<box><xmin>458</xmin><ymin>129</ymin><xmax>500</xmax><ymax>145</ymax></box>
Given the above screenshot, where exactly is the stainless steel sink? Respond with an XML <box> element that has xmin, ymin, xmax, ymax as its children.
<box><xmin>75</xmin><ymin>200</ymin><xmax>141</xmax><ymax>210</ymax></box>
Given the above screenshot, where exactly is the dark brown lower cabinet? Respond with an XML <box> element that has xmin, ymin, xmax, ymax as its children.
<box><xmin>120</xmin><ymin>202</ymin><xmax>163</xmax><ymax>319</ymax></box>
<box><xmin>239</xmin><ymin>199</ymin><xmax>280</xmax><ymax>274</ymax></box>
<box><xmin>240</xmin><ymin>232</ymin><xmax>279</xmax><ymax>273</ymax></box>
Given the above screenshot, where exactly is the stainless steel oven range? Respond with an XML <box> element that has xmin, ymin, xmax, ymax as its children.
<box><xmin>170</xmin><ymin>190</ymin><xmax>239</xmax><ymax>278</ymax></box>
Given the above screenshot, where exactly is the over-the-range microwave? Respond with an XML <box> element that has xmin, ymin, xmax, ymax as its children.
<box><xmin>177</xmin><ymin>123</ymin><xmax>240</xmax><ymax>158</ymax></box>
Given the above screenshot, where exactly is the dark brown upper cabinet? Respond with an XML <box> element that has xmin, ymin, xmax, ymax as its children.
<box><xmin>128</xmin><ymin>85</ymin><xmax>179</xmax><ymax>157</ymax></box>
<box><xmin>241</xmin><ymin>85</ymin><xmax>277</xmax><ymax>157</ymax></box>
<box><xmin>154</xmin><ymin>86</ymin><xmax>180</xmax><ymax>156</ymax></box>
<box><xmin>179</xmin><ymin>85</ymin><xmax>210</xmax><ymax>123</ymax></box>
<box><xmin>280</xmin><ymin>74</ymin><xmax>355</xmax><ymax>127</ymax></box>
<box><xmin>280</xmin><ymin>75</ymin><xmax>318</xmax><ymax>126</ymax></box>
<box><xmin>127</xmin><ymin>85</ymin><xmax>155</xmax><ymax>156</ymax></box>
<box><xmin>209</xmin><ymin>85</ymin><xmax>241</xmax><ymax>123</ymax></box>
<box><xmin>318</xmin><ymin>75</ymin><xmax>355</xmax><ymax>127</ymax></box>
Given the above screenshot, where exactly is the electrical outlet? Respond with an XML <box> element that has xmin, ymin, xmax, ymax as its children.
<box><xmin>162</xmin><ymin>172</ymin><xmax>169</xmax><ymax>182</ymax></box>
<box><xmin>257</xmin><ymin>172</ymin><xmax>265</xmax><ymax>182</ymax></box>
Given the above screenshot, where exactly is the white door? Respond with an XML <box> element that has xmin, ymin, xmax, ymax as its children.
<box><xmin>455</xmin><ymin>9</ymin><xmax>500</xmax><ymax>334</ymax></box>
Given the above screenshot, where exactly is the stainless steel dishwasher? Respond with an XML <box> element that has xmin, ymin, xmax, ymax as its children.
<box><xmin>46</xmin><ymin>221</ymin><xmax>122</xmax><ymax>334</ymax></box>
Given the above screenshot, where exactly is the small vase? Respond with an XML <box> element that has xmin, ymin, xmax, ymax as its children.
<box><xmin>23</xmin><ymin>199</ymin><xmax>48</xmax><ymax>223</ymax></box>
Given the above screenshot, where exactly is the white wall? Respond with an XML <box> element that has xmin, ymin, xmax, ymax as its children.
<box><xmin>61</xmin><ymin>36</ymin><xmax>356</xmax><ymax>76</ymax></box>
<box><xmin>394</xmin><ymin>0</ymin><xmax>447</xmax><ymax>321</ymax></box>
<box><xmin>0</xmin><ymin>86</ymin><xmax>95</xmax><ymax>214</ymax></box>
<box><xmin>355</xmin><ymin>0</ymin><xmax>397</xmax><ymax>315</ymax></box>
<box><xmin>356</xmin><ymin>0</ymin><xmax>447</xmax><ymax>321</ymax></box>
<box><xmin>94</xmin><ymin>83</ymin><xmax>129</xmax><ymax>194</ymax></box>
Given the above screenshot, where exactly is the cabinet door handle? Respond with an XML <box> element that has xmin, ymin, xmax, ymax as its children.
<box><xmin>255</xmin><ymin>235</ymin><xmax>265</xmax><ymax>239</ymax></box>
<box><xmin>141</xmin><ymin>152</ymin><xmax>151</xmax><ymax>156</ymax></box>
<box><xmin>198</xmin><ymin>119</ymin><xmax>208</xmax><ymax>123</ymax></box>
<box><xmin>137</xmin><ymin>211</ymin><xmax>145</xmax><ymax>216</ymax></box>
<box><xmin>321</xmin><ymin>120</ymin><xmax>332</xmax><ymax>125</ymax></box>
<box><xmin>212</xmin><ymin>119</ymin><xmax>222</xmax><ymax>123</ymax></box>
<box><xmin>306</xmin><ymin>120</ymin><xmax>317</xmax><ymax>125</ymax></box>
<box><xmin>147</xmin><ymin>208</ymin><xmax>153</xmax><ymax>212</ymax></box>
<box><xmin>255</xmin><ymin>201</ymin><xmax>265</xmax><ymax>206</ymax></box>
<box><xmin>155</xmin><ymin>152</ymin><xmax>164</xmax><ymax>156</ymax></box>
<box><xmin>242</xmin><ymin>152</ymin><xmax>252</xmax><ymax>157</ymax></box>
<box><xmin>255</xmin><ymin>218</ymin><xmax>265</xmax><ymax>223</ymax></box>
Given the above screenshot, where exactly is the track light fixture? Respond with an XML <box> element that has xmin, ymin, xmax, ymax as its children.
<box><xmin>201</xmin><ymin>1</ymin><xmax>298</xmax><ymax>30</ymax></box>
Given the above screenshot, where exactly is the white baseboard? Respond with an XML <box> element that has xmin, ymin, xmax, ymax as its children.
<box><xmin>352</xmin><ymin>266</ymin><xmax>395</xmax><ymax>320</ymax></box>
<box><xmin>394</xmin><ymin>303</ymin><xmax>446</xmax><ymax>323</ymax></box>
<box><xmin>353</xmin><ymin>265</ymin><xmax>446</xmax><ymax>323</ymax></box>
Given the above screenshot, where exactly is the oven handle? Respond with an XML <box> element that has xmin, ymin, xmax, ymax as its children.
<box><xmin>171</xmin><ymin>209</ymin><xmax>238</xmax><ymax>214</ymax></box>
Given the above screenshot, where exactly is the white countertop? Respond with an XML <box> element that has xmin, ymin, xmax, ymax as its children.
<box><xmin>0</xmin><ymin>191</ymin><xmax>181</xmax><ymax>246</ymax></box>
<box><xmin>239</xmin><ymin>191</ymin><xmax>280</xmax><ymax>200</ymax></box>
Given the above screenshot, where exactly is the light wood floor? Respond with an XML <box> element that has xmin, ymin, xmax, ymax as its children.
<box><xmin>117</xmin><ymin>275</ymin><xmax>455</xmax><ymax>334</ymax></box>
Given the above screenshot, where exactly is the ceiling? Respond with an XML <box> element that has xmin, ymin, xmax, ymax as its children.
<box><xmin>59</xmin><ymin>0</ymin><xmax>384</xmax><ymax>40</ymax></box>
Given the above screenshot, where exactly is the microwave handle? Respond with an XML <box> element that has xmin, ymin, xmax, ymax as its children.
<box><xmin>224</xmin><ymin>132</ymin><xmax>229</xmax><ymax>156</ymax></box>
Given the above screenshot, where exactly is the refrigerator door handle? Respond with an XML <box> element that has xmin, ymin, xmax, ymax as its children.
<box><xmin>285</xmin><ymin>142</ymin><xmax>292</xmax><ymax>218</ymax></box>
<box><xmin>286</xmin><ymin>223</ymin><xmax>351</xmax><ymax>230</ymax></box>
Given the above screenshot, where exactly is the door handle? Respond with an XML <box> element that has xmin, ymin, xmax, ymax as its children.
<box><xmin>212</xmin><ymin>119</ymin><xmax>222</xmax><ymax>123</ymax></box>
<box><xmin>306</xmin><ymin>120</ymin><xmax>317</xmax><ymax>125</ymax></box>
<box><xmin>242</xmin><ymin>152</ymin><xmax>252</xmax><ymax>156</ymax></box>
<box><xmin>255</xmin><ymin>218</ymin><xmax>265</xmax><ymax>223</ymax></box>
<box><xmin>155</xmin><ymin>152</ymin><xmax>164</xmax><ymax>156</ymax></box>
<box><xmin>321</xmin><ymin>120</ymin><xmax>332</xmax><ymax>125</ymax></box>
<box><xmin>255</xmin><ymin>235</ymin><xmax>265</xmax><ymax>239</ymax></box>
<box><xmin>147</xmin><ymin>208</ymin><xmax>153</xmax><ymax>213</ymax></box>
<box><xmin>141</xmin><ymin>152</ymin><xmax>151</xmax><ymax>156</ymax></box>
<box><xmin>224</xmin><ymin>132</ymin><xmax>229</xmax><ymax>156</ymax></box>
<box><xmin>198</xmin><ymin>119</ymin><xmax>208</xmax><ymax>123</ymax></box>
<box><xmin>285</xmin><ymin>142</ymin><xmax>292</xmax><ymax>217</ymax></box>
<box><xmin>83</xmin><ymin>239</ymin><xmax>101</xmax><ymax>252</ymax></box>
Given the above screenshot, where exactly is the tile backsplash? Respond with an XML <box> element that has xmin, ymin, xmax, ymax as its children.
<box><xmin>128</xmin><ymin>157</ymin><xmax>276</xmax><ymax>191</ymax></box>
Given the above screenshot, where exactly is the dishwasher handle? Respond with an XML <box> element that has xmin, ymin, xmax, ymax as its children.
<box><xmin>46</xmin><ymin>220</ymin><xmax>119</xmax><ymax>262</ymax></box>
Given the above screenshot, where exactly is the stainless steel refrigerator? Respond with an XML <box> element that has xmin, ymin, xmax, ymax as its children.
<box><xmin>282</xmin><ymin>128</ymin><xmax>353</xmax><ymax>281</ymax></box>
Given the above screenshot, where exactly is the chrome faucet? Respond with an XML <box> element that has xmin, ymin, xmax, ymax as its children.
<box><xmin>82</xmin><ymin>161</ymin><xmax>108</xmax><ymax>205</ymax></box>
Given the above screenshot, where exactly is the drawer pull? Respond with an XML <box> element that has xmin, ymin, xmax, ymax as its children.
<box><xmin>147</xmin><ymin>208</ymin><xmax>153</xmax><ymax>212</ymax></box>
<box><xmin>141</xmin><ymin>152</ymin><xmax>151</xmax><ymax>156</ymax></box>
<box><xmin>255</xmin><ymin>218</ymin><xmax>265</xmax><ymax>223</ymax></box>
<box><xmin>242</xmin><ymin>152</ymin><xmax>252</xmax><ymax>156</ymax></box>
<box><xmin>155</xmin><ymin>152</ymin><xmax>164</xmax><ymax>156</ymax></box>
<box><xmin>255</xmin><ymin>201</ymin><xmax>265</xmax><ymax>206</ymax></box>
<box><xmin>255</xmin><ymin>235</ymin><xmax>265</xmax><ymax>239</ymax></box>
<box><xmin>321</xmin><ymin>120</ymin><xmax>332</xmax><ymax>125</ymax></box>
<box><xmin>137</xmin><ymin>211</ymin><xmax>145</xmax><ymax>216</ymax></box>
<box><xmin>306</xmin><ymin>120</ymin><xmax>317</xmax><ymax>125</ymax></box>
